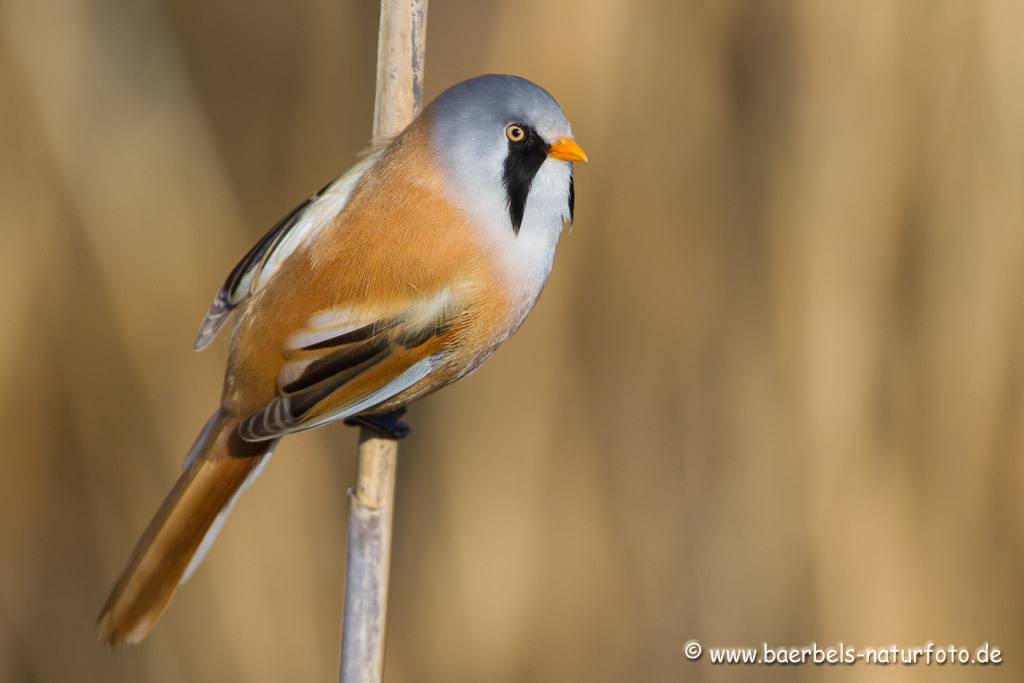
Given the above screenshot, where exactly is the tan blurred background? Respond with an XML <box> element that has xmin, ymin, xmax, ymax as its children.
<box><xmin>2</xmin><ymin>0</ymin><xmax>1023</xmax><ymax>681</ymax></box>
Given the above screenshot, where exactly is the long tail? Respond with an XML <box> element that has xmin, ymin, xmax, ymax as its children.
<box><xmin>97</xmin><ymin>411</ymin><xmax>278</xmax><ymax>647</ymax></box>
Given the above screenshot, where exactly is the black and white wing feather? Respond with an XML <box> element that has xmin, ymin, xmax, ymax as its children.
<box><xmin>193</xmin><ymin>150</ymin><xmax>384</xmax><ymax>350</ymax></box>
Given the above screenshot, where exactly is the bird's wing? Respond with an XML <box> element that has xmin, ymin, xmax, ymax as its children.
<box><xmin>193</xmin><ymin>149</ymin><xmax>386</xmax><ymax>351</ymax></box>
<box><xmin>237</xmin><ymin>285</ymin><xmax>467</xmax><ymax>441</ymax></box>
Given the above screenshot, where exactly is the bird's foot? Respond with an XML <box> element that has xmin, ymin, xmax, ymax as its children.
<box><xmin>344</xmin><ymin>407</ymin><xmax>411</xmax><ymax>440</ymax></box>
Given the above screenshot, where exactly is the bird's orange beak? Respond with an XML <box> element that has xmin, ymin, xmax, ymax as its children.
<box><xmin>548</xmin><ymin>137</ymin><xmax>588</xmax><ymax>162</ymax></box>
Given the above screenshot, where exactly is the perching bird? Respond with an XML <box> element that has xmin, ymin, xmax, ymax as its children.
<box><xmin>97</xmin><ymin>74</ymin><xmax>586</xmax><ymax>646</ymax></box>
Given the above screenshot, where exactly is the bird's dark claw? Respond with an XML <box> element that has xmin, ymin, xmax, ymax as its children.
<box><xmin>344</xmin><ymin>407</ymin><xmax>411</xmax><ymax>440</ymax></box>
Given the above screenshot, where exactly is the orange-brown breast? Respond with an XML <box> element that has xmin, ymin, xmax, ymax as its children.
<box><xmin>220</xmin><ymin>116</ymin><xmax>515</xmax><ymax>419</ymax></box>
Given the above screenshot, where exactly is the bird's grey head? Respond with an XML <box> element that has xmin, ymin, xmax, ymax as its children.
<box><xmin>427</xmin><ymin>75</ymin><xmax>584</xmax><ymax>236</ymax></box>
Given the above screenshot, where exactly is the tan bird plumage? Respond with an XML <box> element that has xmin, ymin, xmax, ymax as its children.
<box><xmin>98</xmin><ymin>74</ymin><xmax>584</xmax><ymax>647</ymax></box>
<box><xmin>97</xmin><ymin>413</ymin><xmax>272</xmax><ymax>645</ymax></box>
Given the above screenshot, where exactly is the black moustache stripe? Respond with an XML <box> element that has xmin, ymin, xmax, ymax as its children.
<box><xmin>568</xmin><ymin>172</ymin><xmax>574</xmax><ymax>224</ymax></box>
<box><xmin>502</xmin><ymin>126</ymin><xmax>550</xmax><ymax>234</ymax></box>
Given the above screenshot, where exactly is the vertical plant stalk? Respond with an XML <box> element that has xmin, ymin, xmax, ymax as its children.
<box><xmin>373</xmin><ymin>0</ymin><xmax>428</xmax><ymax>140</ymax></box>
<box><xmin>339</xmin><ymin>2</ymin><xmax>426</xmax><ymax>683</ymax></box>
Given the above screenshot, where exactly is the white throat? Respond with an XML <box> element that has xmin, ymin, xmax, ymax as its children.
<box><xmin>449</xmin><ymin>157</ymin><xmax>572</xmax><ymax>317</ymax></box>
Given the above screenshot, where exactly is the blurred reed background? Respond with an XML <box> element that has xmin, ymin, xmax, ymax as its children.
<box><xmin>2</xmin><ymin>0</ymin><xmax>1022</xmax><ymax>681</ymax></box>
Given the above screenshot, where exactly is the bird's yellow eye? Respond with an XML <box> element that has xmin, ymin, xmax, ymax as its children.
<box><xmin>506</xmin><ymin>124</ymin><xmax>525</xmax><ymax>142</ymax></box>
